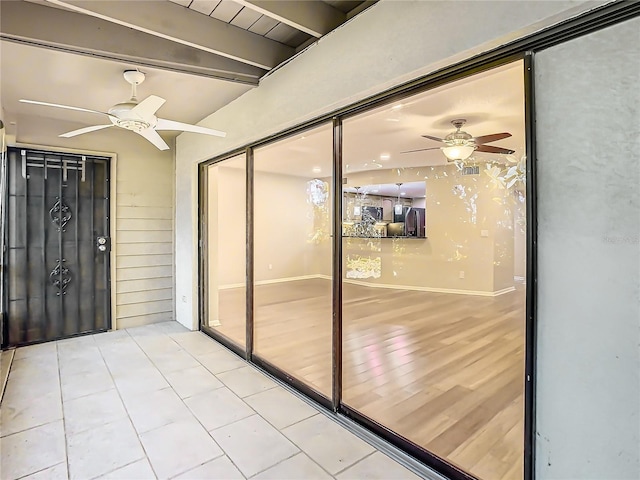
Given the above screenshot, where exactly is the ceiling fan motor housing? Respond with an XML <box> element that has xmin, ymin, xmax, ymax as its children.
<box><xmin>445</xmin><ymin>119</ymin><xmax>475</xmax><ymax>147</ymax></box>
<box><xmin>108</xmin><ymin>101</ymin><xmax>153</xmax><ymax>132</ymax></box>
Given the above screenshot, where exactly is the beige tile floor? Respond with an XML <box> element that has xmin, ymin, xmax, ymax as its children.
<box><xmin>0</xmin><ymin>322</ymin><xmax>436</xmax><ymax>480</ymax></box>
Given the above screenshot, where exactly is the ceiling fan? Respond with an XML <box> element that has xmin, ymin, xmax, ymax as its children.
<box><xmin>401</xmin><ymin>119</ymin><xmax>514</xmax><ymax>161</ymax></box>
<box><xmin>20</xmin><ymin>70</ymin><xmax>226</xmax><ymax>151</ymax></box>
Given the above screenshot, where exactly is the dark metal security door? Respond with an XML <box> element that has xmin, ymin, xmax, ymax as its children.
<box><xmin>4</xmin><ymin>148</ymin><xmax>111</xmax><ymax>347</ymax></box>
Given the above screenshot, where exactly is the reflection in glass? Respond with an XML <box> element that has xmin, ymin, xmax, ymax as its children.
<box><xmin>204</xmin><ymin>155</ymin><xmax>246</xmax><ymax>346</ymax></box>
<box><xmin>253</xmin><ymin>123</ymin><xmax>333</xmax><ymax>397</ymax></box>
<box><xmin>341</xmin><ymin>61</ymin><xmax>526</xmax><ymax>480</ymax></box>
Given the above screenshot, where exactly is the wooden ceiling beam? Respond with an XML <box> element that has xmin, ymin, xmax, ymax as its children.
<box><xmin>43</xmin><ymin>0</ymin><xmax>294</xmax><ymax>70</ymax></box>
<box><xmin>1</xmin><ymin>1</ymin><xmax>266</xmax><ymax>85</ymax></box>
<box><xmin>236</xmin><ymin>0</ymin><xmax>346</xmax><ymax>38</ymax></box>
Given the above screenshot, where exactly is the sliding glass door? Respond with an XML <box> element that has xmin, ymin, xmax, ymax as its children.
<box><xmin>200</xmin><ymin>59</ymin><xmax>529</xmax><ymax>480</ymax></box>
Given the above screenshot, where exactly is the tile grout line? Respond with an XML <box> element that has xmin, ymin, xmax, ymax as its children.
<box><xmin>0</xmin><ymin>349</ymin><xmax>15</xmax><ymax>405</ymax></box>
<box><xmin>331</xmin><ymin>450</ymin><xmax>377</xmax><ymax>477</ymax></box>
<box><xmin>14</xmin><ymin>461</ymin><xmax>66</xmax><ymax>480</ymax></box>
<box><xmin>196</xmin><ymin>327</ymin><xmax>436</xmax><ymax>479</ymax></box>
<box><xmin>123</xmin><ymin>327</ymin><xmax>236</xmax><ymax>479</ymax></box>
<box><xmin>0</xmin><ymin>417</ymin><xmax>61</xmax><ymax>439</ymax></box>
<box><xmin>95</xmin><ymin>329</ymin><xmax>160</xmax><ymax>480</ymax></box>
<box><xmin>146</xmin><ymin>326</ymin><xmax>324</xmax><ymax>480</ymax></box>
<box><xmin>55</xmin><ymin>341</ymin><xmax>72</xmax><ymax>480</ymax></box>
<box><xmin>158</xmin><ymin>327</ymin><xmax>386</xmax><ymax>479</ymax></box>
<box><xmin>158</xmin><ymin>328</ymin><xmax>352</xmax><ymax>479</ymax></box>
<box><xmin>149</xmin><ymin>327</ymin><xmax>262</xmax><ymax>479</ymax></box>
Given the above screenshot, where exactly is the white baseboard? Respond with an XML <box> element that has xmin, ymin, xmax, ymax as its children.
<box><xmin>220</xmin><ymin>274</ymin><xmax>515</xmax><ymax>297</ymax></box>
<box><xmin>219</xmin><ymin>274</ymin><xmax>329</xmax><ymax>290</ymax></box>
<box><xmin>343</xmin><ymin>279</ymin><xmax>516</xmax><ymax>297</ymax></box>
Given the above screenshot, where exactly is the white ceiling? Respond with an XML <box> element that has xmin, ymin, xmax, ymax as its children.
<box><xmin>251</xmin><ymin>60</ymin><xmax>526</xmax><ymax>178</ymax></box>
<box><xmin>0</xmin><ymin>42</ymin><xmax>252</xmax><ymax>136</ymax></box>
<box><xmin>0</xmin><ymin>0</ymin><xmax>374</xmax><ymax>145</ymax></box>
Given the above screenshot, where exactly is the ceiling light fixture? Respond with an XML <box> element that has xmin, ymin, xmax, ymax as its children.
<box><xmin>442</xmin><ymin>145</ymin><xmax>475</xmax><ymax>161</ymax></box>
<box><xmin>394</xmin><ymin>183</ymin><xmax>403</xmax><ymax>215</ymax></box>
<box><xmin>353</xmin><ymin>186</ymin><xmax>362</xmax><ymax>216</ymax></box>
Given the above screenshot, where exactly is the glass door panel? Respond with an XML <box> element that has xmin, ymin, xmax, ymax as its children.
<box><xmin>203</xmin><ymin>154</ymin><xmax>246</xmax><ymax>347</ymax></box>
<box><xmin>341</xmin><ymin>61</ymin><xmax>527</xmax><ymax>480</ymax></box>
<box><xmin>253</xmin><ymin>123</ymin><xmax>333</xmax><ymax>397</ymax></box>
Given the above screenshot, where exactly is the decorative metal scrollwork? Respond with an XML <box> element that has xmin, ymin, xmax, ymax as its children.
<box><xmin>50</xmin><ymin>259</ymin><xmax>72</xmax><ymax>296</ymax></box>
<box><xmin>49</xmin><ymin>197</ymin><xmax>72</xmax><ymax>232</ymax></box>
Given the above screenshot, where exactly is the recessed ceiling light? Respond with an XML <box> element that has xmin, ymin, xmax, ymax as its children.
<box><xmin>391</xmin><ymin>104</ymin><xmax>403</xmax><ymax>111</ymax></box>
<box><xmin>380</xmin><ymin>153</ymin><xmax>390</xmax><ymax>161</ymax></box>
<box><xmin>372</xmin><ymin>189</ymin><xmax>379</xmax><ymax>193</ymax></box>
<box><xmin>401</xmin><ymin>192</ymin><xmax>406</xmax><ymax>196</ymax></box>
<box><xmin>312</xmin><ymin>166</ymin><xmax>321</xmax><ymax>173</ymax></box>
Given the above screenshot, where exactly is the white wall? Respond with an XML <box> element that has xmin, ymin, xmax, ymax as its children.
<box><xmin>176</xmin><ymin>0</ymin><xmax>604</xmax><ymax>330</ymax></box>
<box><xmin>14</xmin><ymin>115</ymin><xmax>175</xmax><ymax>329</ymax></box>
<box><xmin>535</xmin><ymin>17</ymin><xmax>640</xmax><ymax>480</ymax></box>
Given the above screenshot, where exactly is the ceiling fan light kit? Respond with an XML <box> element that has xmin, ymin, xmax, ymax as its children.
<box><xmin>401</xmin><ymin>118</ymin><xmax>514</xmax><ymax>162</ymax></box>
<box><xmin>19</xmin><ymin>70</ymin><xmax>226</xmax><ymax>151</ymax></box>
<box><xmin>442</xmin><ymin>144</ymin><xmax>475</xmax><ymax>161</ymax></box>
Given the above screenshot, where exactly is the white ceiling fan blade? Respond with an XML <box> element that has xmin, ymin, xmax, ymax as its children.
<box><xmin>20</xmin><ymin>99</ymin><xmax>113</xmax><ymax>118</ymax></box>
<box><xmin>132</xmin><ymin>95</ymin><xmax>166</xmax><ymax>120</ymax></box>
<box><xmin>136</xmin><ymin>127</ymin><xmax>170</xmax><ymax>151</ymax></box>
<box><xmin>155</xmin><ymin>118</ymin><xmax>226</xmax><ymax>138</ymax></box>
<box><xmin>60</xmin><ymin>124</ymin><xmax>113</xmax><ymax>138</ymax></box>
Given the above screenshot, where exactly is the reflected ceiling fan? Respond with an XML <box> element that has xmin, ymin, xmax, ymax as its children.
<box><xmin>402</xmin><ymin>119</ymin><xmax>514</xmax><ymax>161</ymax></box>
<box><xmin>20</xmin><ymin>70</ymin><xmax>226</xmax><ymax>151</ymax></box>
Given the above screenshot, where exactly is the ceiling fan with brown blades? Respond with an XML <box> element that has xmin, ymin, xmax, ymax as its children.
<box><xmin>401</xmin><ymin>119</ymin><xmax>514</xmax><ymax>161</ymax></box>
<box><xmin>20</xmin><ymin>70</ymin><xmax>226</xmax><ymax>151</ymax></box>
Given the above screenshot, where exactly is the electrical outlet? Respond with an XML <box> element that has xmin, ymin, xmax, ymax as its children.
<box><xmin>459</xmin><ymin>271</ymin><xmax>465</xmax><ymax>279</ymax></box>
<box><xmin>268</xmin><ymin>264</ymin><xmax>273</xmax><ymax>270</ymax></box>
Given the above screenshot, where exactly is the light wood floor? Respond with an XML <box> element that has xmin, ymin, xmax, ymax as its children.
<box><xmin>211</xmin><ymin>278</ymin><xmax>525</xmax><ymax>480</ymax></box>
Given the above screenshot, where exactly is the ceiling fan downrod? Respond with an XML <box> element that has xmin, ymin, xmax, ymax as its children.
<box><xmin>123</xmin><ymin>70</ymin><xmax>145</xmax><ymax>103</ymax></box>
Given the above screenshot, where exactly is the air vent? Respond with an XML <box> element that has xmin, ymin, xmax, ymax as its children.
<box><xmin>461</xmin><ymin>165</ymin><xmax>480</xmax><ymax>175</ymax></box>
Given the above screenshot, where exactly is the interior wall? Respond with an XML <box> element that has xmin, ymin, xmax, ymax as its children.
<box><xmin>535</xmin><ymin>17</ymin><xmax>640</xmax><ymax>480</ymax></box>
<box><xmin>213</xmin><ymin>165</ymin><xmax>246</xmax><ymax>286</ymax></box>
<box><xmin>254</xmin><ymin>170</ymin><xmax>316</xmax><ymax>282</ymax></box>
<box><xmin>343</xmin><ymin>165</ymin><xmax>516</xmax><ymax>294</ymax></box>
<box><xmin>13</xmin><ymin>114</ymin><xmax>175</xmax><ymax>330</ymax></box>
<box><xmin>175</xmin><ymin>0</ymin><xmax>604</xmax><ymax>329</ymax></box>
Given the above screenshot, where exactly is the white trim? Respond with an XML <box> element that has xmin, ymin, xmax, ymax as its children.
<box><xmin>219</xmin><ymin>274</ymin><xmax>515</xmax><ymax>297</ymax></box>
<box><xmin>219</xmin><ymin>274</ymin><xmax>326</xmax><ymax>290</ymax></box>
